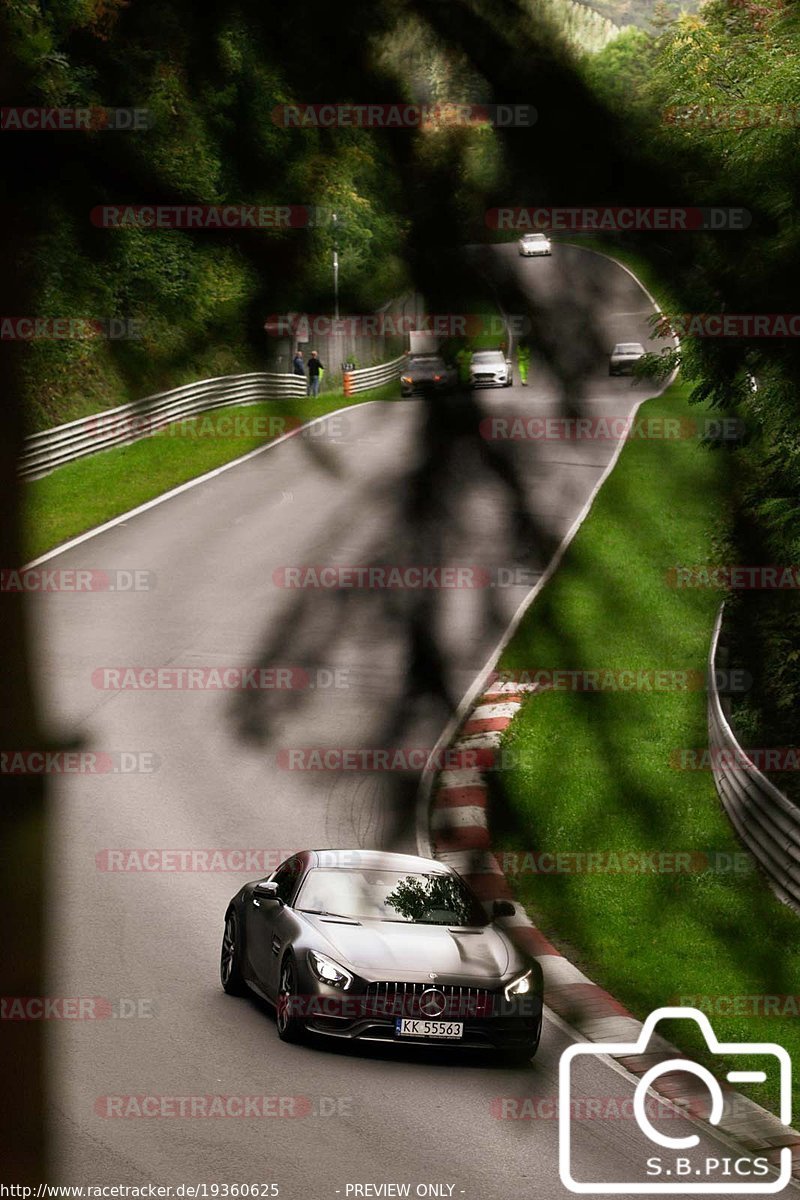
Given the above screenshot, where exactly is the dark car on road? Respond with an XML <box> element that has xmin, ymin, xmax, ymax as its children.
<box><xmin>400</xmin><ymin>355</ymin><xmax>458</xmax><ymax>397</ymax></box>
<box><xmin>221</xmin><ymin>849</ymin><xmax>543</xmax><ymax>1060</ymax></box>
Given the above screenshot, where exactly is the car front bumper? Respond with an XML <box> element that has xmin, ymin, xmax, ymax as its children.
<box><xmin>288</xmin><ymin>985</ymin><xmax>543</xmax><ymax>1050</ymax></box>
<box><xmin>306</xmin><ymin>1013</ymin><xmax>542</xmax><ymax>1049</ymax></box>
<box><xmin>470</xmin><ymin>375</ymin><xmax>508</xmax><ymax>387</ymax></box>
<box><xmin>609</xmin><ymin>360</ymin><xmax>642</xmax><ymax>375</ymax></box>
<box><xmin>400</xmin><ymin>379</ymin><xmax>455</xmax><ymax>396</ymax></box>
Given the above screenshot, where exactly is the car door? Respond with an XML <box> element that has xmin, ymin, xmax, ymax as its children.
<box><xmin>245</xmin><ymin>855</ymin><xmax>304</xmax><ymax>994</ymax></box>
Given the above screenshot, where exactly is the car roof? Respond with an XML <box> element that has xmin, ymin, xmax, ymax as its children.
<box><xmin>613</xmin><ymin>342</ymin><xmax>645</xmax><ymax>351</ymax></box>
<box><xmin>306</xmin><ymin>848</ymin><xmax>452</xmax><ymax>873</ymax></box>
<box><xmin>521</xmin><ymin>232</ymin><xmax>548</xmax><ymax>238</ymax></box>
<box><xmin>473</xmin><ymin>349</ymin><xmax>504</xmax><ymax>357</ymax></box>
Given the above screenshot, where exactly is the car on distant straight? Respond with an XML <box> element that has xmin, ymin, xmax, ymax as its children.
<box><xmin>518</xmin><ymin>232</ymin><xmax>552</xmax><ymax>257</ymax></box>
<box><xmin>221</xmin><ymin>848</ymin><xmax>543</xmax><ymax>1060</ymax></box>
<box><xmin>609</xmin><ymin>342</ymin><xmax>647</xmax><ymax>376</ymax></box>
<box><xmin>469</xmin><ymin>349</ymin><xmax>513</xmax><ymax>388</ymax></box>
<box><xmin>400</xmin><ymin>355</ymin><xmax>457</xmax><ymax>397</ymax></box>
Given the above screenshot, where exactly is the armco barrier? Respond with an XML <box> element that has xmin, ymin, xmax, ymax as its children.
<box><xmin>19</xmin><ymin>373</ymin><xmax>305</xmax><ymax>480</ymax></box>
<box><xmin>708</xmin><ymin>603</ymin><xmax>800</xmax><ymax>913</ymax></box>
<box><xmin>18</xmin><ymin>358</ymin><xmax>405</xmax><ymax>480</ymax></box>
<box><xmin>343</xmin><ymin>355</ymin><xmax>406</xmax><ymax>395</ymax></box>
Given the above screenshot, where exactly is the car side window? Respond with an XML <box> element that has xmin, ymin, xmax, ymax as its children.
<box><xmin>270</xmin><ymin>856</ymin><xmax>302</xmax><ymax>905</ymax></box>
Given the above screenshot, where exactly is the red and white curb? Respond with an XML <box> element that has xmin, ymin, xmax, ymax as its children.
<box><xmin>429</xmin><ymin>680</ymin><xmax>800</xmax><ymax>1181</ymax></box>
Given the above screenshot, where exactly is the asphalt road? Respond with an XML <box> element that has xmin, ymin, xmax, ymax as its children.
<box><xmin>31</xmin><ymin>244</ymin><xmax>793</xmax><ymax>1197</ymax></box>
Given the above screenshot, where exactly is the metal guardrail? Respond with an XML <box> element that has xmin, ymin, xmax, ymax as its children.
<box><xmin>19</xmin><ymin>358</ymin><xmax>404</xmax><ymax>480</ymax></box>
<box><xmin>707</xmin><ymin>604</ymin><xmax>800</xmax><ymax>913</ymax></box>
<box><xmin>343</xmin><ymin>355</ymin><xmax>406</xmax><ymax>395</ymax></box>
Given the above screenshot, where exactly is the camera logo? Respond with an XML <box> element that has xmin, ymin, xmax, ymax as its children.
<box><xmin>559</xmin><ymin>1007</ymin><xmax>792</xmax><ymax>1194</ymax></box>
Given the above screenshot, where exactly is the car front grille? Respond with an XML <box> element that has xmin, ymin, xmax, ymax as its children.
<box><xmin>363</xmin><ymin>981</ymin><xmax>495</xmax><ymax>1019</ymax></box>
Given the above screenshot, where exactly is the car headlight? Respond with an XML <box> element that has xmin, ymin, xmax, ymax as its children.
<box><xmin>401</xmin><ymin>375</ymin><xmax>412</xmax><ymax>384</ymax></box>
<box><xmin>307</xmin><ymin>950</ymin><xmax>353</xmax><ymax>989</ymax></box>
<box><xmin>504</xmin><ymin>969</ymin><xmax>533</xmax><ymax>1001</ymax></box>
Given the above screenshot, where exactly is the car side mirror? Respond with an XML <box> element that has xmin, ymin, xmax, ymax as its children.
<box><xmin>492</xmin><ymin>899</ymin><xmax>515</xmax><ymax>918</ymax></box>
<box><xmin>254</xmin><ymin>880</ymin><xmax>282</xmax><ymax>904</ymax></box>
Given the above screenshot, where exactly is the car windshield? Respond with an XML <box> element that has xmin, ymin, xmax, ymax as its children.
<box><xmin>409</xmin><ymin>357</ymin><xmax>445</xmax><ymax>369</ymax></box>
<box><xmin>472</xmin><ymin>352</ymin><xmax>504</xmax><ymax>364</ymax></box>
<box><xmin>615</xmin><ymin>344</ymin><xmax>645</xmax><ymax>354</ymax></box>
<box><xmin>296</xmin><ymin>868</ymin><xmax>489</xmax><ymax>926</ymax></box>
<box><xmin>523</xmin><ymin>234</ymin><xmax>548</xmax><ymax>241</ymax></box>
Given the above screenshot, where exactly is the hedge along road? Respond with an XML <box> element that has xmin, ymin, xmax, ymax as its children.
<box><xmin>28</xmin><ymin>243</ymin><xmax>786</xmax><ymax>1198</ymax></box>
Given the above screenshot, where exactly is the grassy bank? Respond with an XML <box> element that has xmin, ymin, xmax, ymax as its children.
<box><xmin>492</xmin><ymin>378</ymin><xmax>800</xmax><ymax>1117</ymax></box>
<box><xmin>24</xmin><ymin>383</ymin><xmax>397</xmax><ymax>561</ymax></box>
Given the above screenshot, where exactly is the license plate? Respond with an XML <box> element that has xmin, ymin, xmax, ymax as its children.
<box><xmin>395</xmin><ymin>1019</ymin><xmax>464</xmax><ymax>1039</ymax></box>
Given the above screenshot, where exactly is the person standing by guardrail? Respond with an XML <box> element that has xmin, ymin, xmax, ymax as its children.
<box><xmin>307</xmin><ymin>350</ymin><xmax>324</xmax><ymax>397</ymax></box>
<box><xmin>293</xmin><ymin>348</ymin><xmax>306</xmax><ymax>381</ymax></box>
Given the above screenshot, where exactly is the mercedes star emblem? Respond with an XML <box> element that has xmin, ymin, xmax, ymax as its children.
<box><xmin>419</xmin><ymin>988</ymin><xmax>447</xmax><ymax>1018</ymax></box>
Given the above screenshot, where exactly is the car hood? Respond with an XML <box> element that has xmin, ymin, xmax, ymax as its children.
<box><xmin>305</xmin><ymin>917</ymin><xmax>511</xmax><ymax>980</ymax></box>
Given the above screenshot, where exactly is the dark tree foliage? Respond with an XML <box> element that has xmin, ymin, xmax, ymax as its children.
<box><xmin>3</xmin><ymin>0</ymin><xmax>800</xmax><ymax>1174</ymax></box>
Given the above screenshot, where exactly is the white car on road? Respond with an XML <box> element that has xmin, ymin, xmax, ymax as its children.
<box><xmin>518</xmin><ymin>233</ymin><xmax>552</xmax><ymax>257</ymax></box>
<box><xmin>609</xmin><ymin>342</ymin><xmax>646</xmax><ymax>376</ymax></box>
<box><xmin>469</xmin><ymin>350</ymin><xmax>513</xmax><ymax>388</ymax></box>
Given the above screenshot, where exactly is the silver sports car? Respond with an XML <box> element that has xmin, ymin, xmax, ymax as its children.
<box><xmin>221</xmin><ymin>848</ymin><xmax>543</xmax><ymax>1060</ymax></box>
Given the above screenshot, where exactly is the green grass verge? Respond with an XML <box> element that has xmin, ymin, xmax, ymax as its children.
<box><xmin>493</xmin><ymin>377</ymin><xmax>800</xmax><ymax>1118</ymax></box>
<box><xmin>24</xmin><ymin>382</ymin><xmax>398</xmax><ymax>561</ymax></box>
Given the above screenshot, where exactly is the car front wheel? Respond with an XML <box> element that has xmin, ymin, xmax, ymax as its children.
<box><xmin>220</xmin><ymin>910</ymin><xmax>247</xmax><ymax>996</ymax></box>
<box><xmin>276</xmin><ymin>956</ymin><xmax>306</xmax><ymax>1043</ymax></box>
